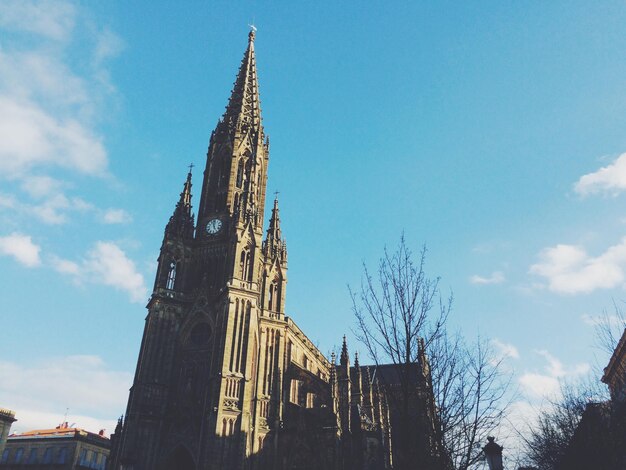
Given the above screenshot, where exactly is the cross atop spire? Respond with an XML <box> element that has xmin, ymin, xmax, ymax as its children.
<box><xmin>248</xmin><ymin>23</ymin><xmax>257</xmax><ymax>42</ymax></box>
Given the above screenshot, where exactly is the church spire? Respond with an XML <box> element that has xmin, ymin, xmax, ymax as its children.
<box><xmin>197</xmin><ymin>29</ymin><xmax>269</xmax><ymax>228</ymax></box>
<box><xmin>222</xmin><ymin>27</ymin><xmax>263</xmax><ymax>137</ymax></box>
<box><xmin>165</xmin><ymin>168</ymin><xmax>194</xmax><ymax>239</ymax></box>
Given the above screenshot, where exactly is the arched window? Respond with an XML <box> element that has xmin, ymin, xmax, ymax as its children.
<box><xmin>268</xmin><ymin>284</ymin><xmax>274</xmax><ymax>310</ymax></box>
<box><xmin>244</xmin><ymin>251</ymin><xmax>251</xmax><ymax>280</ymax></box>
<box><xmin>166</xmin><ymin>261</ymin><xmax>176</xmax><ymax>290</ymax></box>
<box><xmin>236</xmin><ymin>159</ymin><xmax>244</xmax><ymax>188</ymax></box>
<box><xmin>234</xmin><ymin>193</ymin><xmax>240</xmax><ymax>214</ymax></box>
<box><xmin>239</xmin><ymin>251</ymin><xmax>246</xmax><ymax>277</ymax></box>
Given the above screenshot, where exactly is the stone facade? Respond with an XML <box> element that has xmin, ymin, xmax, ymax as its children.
<box><xmin>108</xmin><ymin>30</ymin><xmax>443</xmax><ymax>470</ymax></box>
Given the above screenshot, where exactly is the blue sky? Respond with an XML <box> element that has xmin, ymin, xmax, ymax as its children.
<box><xmin>2</xmin><ymin>0</ymin><xmax>626</xmax><ymax>445</ymax></box>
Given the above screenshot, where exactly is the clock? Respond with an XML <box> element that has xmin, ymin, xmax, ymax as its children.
<box><xmin>205</xmin><ymin>218</ymin><xmax>222</xmax><ymax>235</ymax></box>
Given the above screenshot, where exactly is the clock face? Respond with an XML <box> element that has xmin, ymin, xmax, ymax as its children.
<box><xmin>206</xmin><ymin>218</ymin><xmax>222</xmax><ymax>235</ymax></box>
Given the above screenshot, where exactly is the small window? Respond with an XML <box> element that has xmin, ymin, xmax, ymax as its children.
<box><xmin>91</xmin><ymin>451</ymin><xmax>99</xmax><ymax>468</ymax></box>
<box><xmin>1</xmin><ymin>449</ymin><xmax>9</xmax><ymax>464</ymax></box>
<box><xmin>268</xmin><ymin>284</ymin><xmax>274</xmax><ymax>310</ymax></box>
<box><xmin>14</xmin><ymin>448</ymin><xmax>24</xmax><ymax>463</ymax></box>
<box><xmin>166</xmin><ymin>260</ymin><xmax>176</xmax><ymax>290</ymax></box>
<box><xmin>43</xmin><ymin>446</ymin><xmax>53</xmax><ymax>463</ymax></box>
<box><xmin>27</xmin><ymin>448</ymin><xmax>38</xmax><ymax>464</ymax></box>
<box><xmin>57</xmin><ymin>447</ymin><xmax>68</xmax><ymax>464</ymax></box>
<box><xmin>236</xmin><ymin>159</ymin><xmax>244</xmax><ymax>188</ymax></box>
<box><xmin>80</xmin><ymin>449</ymin><xmax>87</xmax><ymax>465</ymax></box>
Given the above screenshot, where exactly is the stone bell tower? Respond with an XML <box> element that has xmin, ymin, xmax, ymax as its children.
<box><xmin>109</xmin><ymin>29</ymin><xmax>287</xmax><ymax>470</ymax></box>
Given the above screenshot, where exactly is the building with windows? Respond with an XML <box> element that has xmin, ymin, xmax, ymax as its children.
<box><xmin>0</xmin><ymin>422</ymin><xmax>110</xmax><ymax>469</ymax></box>
<box><xmin>108</xmin><ymin>29</ymin><xmax>445</xmax><ymax>470</ymax></box>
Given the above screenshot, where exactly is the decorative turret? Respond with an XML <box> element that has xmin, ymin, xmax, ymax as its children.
<box><xmin>330</xmin><ymin>352</ymin><xmax>338</xmax><ymax>414</ymax></box>
<box><xmin>362</xmin><ymin>366</ymin><xmax>374</xmax><ymax>421</ymax></box>
<box><xmin>352</xmin><ymin>352</ymin><xmax>363</xmax><ymax>407</ymax></box>
<box><xmin>262</xmin><ymin>196</ymin><xmax>287</xmax><ymax>265</ymax></box>
<box><xmin>340</xmin><ymin>335</ymin><xmax>349</xmax><ymax>368</ymax></box>
<box><xmin>165</xmin><ymin>169</ymin><xmax>195</xmax><ymax>240</ymax></box>
<box><xmin>337</xmin><ymin>336</ymin><xmax>351</xmax><ymax>435</ymax></box>
<box><xmin>153</xmin><ymin>168</ymin><xmax>195</xmax><ymax>293</ymax></box>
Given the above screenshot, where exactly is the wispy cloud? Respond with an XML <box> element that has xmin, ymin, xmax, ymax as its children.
<box><xmin>530</xmin><ymin>238</ymin><xmax>626</xmax><ymax>294</ymax></box>
<box><xmin>0</xmin><ymin>0</ymin><xmax>76</xmax><ymax>41</ymax></box>
<box><xmin>53</xmin><ymin>241</ymin><xmax>148</xmax><ymax>303</ymax></box>
<box><xmin>491</xmin><ymin>338</ymin><xmax>520</xmax><ymax>360</ymax></box>
<box><xmin>102</xmin><ymin>208</ymin><xmax>132</xmax><ymax>224</ymax></box>
<box><xmin>0</xmin><ymin>232</ymin><xmax>41</xmax><ymax>267</ymax></box>
<box><xmin>519</xmin><ymin>350</ymin><xmax>590</xmax><ymax>399</ymax></box>
<box><xmin>575</xmin><ymin>153</ymin><xmax>626</xmax><ymax>196</ymax></box>
<box><xmin>469</xmin><ymin>271</ymin><xmax>505</xmax><ymax>285</ymax></box>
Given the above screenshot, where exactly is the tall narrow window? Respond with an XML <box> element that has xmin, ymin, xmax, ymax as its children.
<box><xmin>240</xmin><ymin>251</ymin><xmax>246</xmax><ymax>278</ymax></box>
<box><xmin>244</xmin><ymin>251</ymin><xmax>251</xmax><ymax>280</ymax></box>
<box><xmin>236</xmin><ymin>159</ymin><xmax>244</xmax><ymax>188</ymax></box>
<box><xmin>268</xmin><ymin>284</ymin><xmax>274</xmax><ymax>310</ymax></box>
<box><xmin>14</xmin><ymin>448</ymin><xmax>24</xmax><ymax>464</ymax></box>
<box><xmin>57</xmin><ymin>447</ymin><xmax>68</xmax><ymax>464</ymax></box>
<box><xmin>234</xmin><ymin>193</ymin><xmax>240</xmax><ymax>214</ymax></box>
<box><xmin>166</xmin><ymin>261</ymin><xmax>176</xmax><ymax>290</ymax></box>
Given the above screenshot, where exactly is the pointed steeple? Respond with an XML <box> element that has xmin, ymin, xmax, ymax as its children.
<box><xmin>165</xmin><ymin>168</ymin><xmax>195</xmax><ymax>239</ymax></box>
<box><xmin>362</xmin><ymin>366</ymin><xmax>374</xmax><ymax>421</ymax></box>
<box><xmin>263</xmin><ymin>196</ymin><xmax>287</xmax><ymax>263</ymax></box>
<box><xmin>353</xmin><ymin>352</ymin><xmax>363</xmax><ymax>406</ymax></box>
<box><xmin>221</xmin><ymin>28</ymin><xmax>263</xmax><ymax>139</ymax></box>
<box><xmin>340</xmin><ymin>335</ymin><xmax>350</xmax><ymax>367</ymax></box>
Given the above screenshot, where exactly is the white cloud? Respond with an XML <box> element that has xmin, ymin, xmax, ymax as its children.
<box><xmin>85</xmin><ymin>242</ymin><xmax>147</xmax><ymax>302</ymax></box>
<box><xmin>0</xmin><ymin>355</ymin><xmax>131</xmax><ymax>435</ymax></box>
<box><xmin>0</xmin><ymin>0</ymin><xmax>76</xmax><ymax>41</ymax></box>
<box><xmin>575</xmin><ymin>153</ymin><xmax>626</xmax><ymax>196</ymax></box>
<box><xmin>0</xmin><ymin>1</ymin><xmax>122</xmax><ymax>227</ymax></box>
<box><xmin>102</xmin><ymin>208</ymin><xmax>132</xmax><ymax>224</ymax></box>
<box><xmin>530</xmin><ymin>238</ymin><xmax>626</xmax><ymax>294</ymax></box>
<box><xmin>0</xmin><ymin>96</ymin><xmax>107</xmax><ymax>179</ymax></box>
<box><xmin>519</xmin><ymin>350</ymin><xmax>590</xmax><ymax>400</ymax></box>
<box><xmin>469</xmin><ymin>271</ymin><xmax>505</xmax><ymax>285</ymax></box>
<box><xmin>581</xmin><ymin>312</ymin><xmax>624</xmax><ymax>328</ymax></box>
<box><xmin>55</xmin><ymin>241</ymin><xmax>148</xmax><ymax>303</ymax></box>
<box><xmin>519</xmin><ymin>373</ymin><xmax>560</xmax><ymax>399</ymax></box>
<box><xmin>20</xmin><ymin>175</ymin><xmax>64</xmax><ymax>198</ymax></box>
<box><xmin>0</xmin><ymin>232</ymin><xmax>41</xmax><ymax>267</ymax></box>
<box><xmin>491</xmin><ymin>339</ymin><xmax>520</xmax><ymax>360</ymax></box>
<box><xmin>50</xmin><ymin>255</ymin><xmax>80</xmax><ymax>275</ymax></box>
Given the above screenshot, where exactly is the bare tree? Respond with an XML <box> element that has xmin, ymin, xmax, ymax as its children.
<box><xmin>523</xmin><ymin>380</ymin><xmax>607</xmax><ymax>470</ymax></box>
<box><xmin>593</xmin><ymin>300</ymin><xmax>626</xmax><ymax>356</ymax></box>
<box><xmin>351</xmin><ymin>236</ymin><xmax>510</xmax><ymax>470</ymax></box>
<box><xmin>429</xmin><ymin>332</ymin><xmax>512</xmax><ymax>470</ymax></box>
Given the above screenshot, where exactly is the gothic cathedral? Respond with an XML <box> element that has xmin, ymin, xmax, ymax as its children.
<box><xmin>108</xmin><ymin>30</ymin><xmax>443</xmax><ymax>470</ymax></box>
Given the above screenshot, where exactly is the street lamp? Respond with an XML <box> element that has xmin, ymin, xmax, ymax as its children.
<box><xmin>483</xmin><ymin>436</ymin><xmax>503</xmax><ymax>470</ymax></box>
